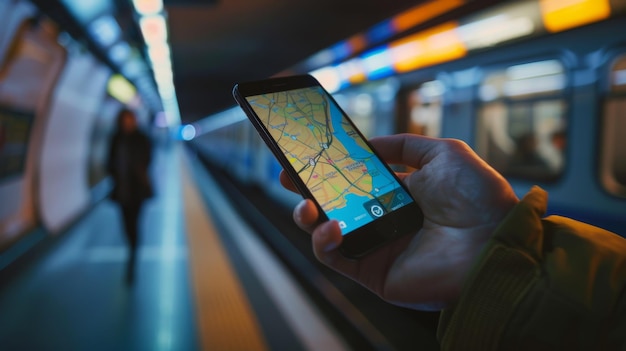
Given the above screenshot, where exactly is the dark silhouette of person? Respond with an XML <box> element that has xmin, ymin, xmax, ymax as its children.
<box><xmin>506</xmin><ymin>132</ymin><xmax>550</xmax><ymax>179</ymax></box>
<box><xmin>107</xmin><ymin>108</ymin><xmax>153</xmax><ymax>285</ymax></box>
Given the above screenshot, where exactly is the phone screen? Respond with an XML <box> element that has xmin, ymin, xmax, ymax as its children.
<box><xmin>245</xmin><ymin>86</ymin><xmax>415</xmax><ymax>235</ymax></box>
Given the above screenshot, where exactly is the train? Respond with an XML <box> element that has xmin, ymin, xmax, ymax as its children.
<box><xmin>1</xmin><ymin>0</ymin><xmax>624</xmax><ymax>263</ymax></box>
<box><xmin>190</xmin><ymin>0</ymin><xmax>626</xmax><ymax>237</ymax></box>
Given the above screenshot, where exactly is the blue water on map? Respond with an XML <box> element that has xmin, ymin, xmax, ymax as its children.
<box><xmin>321</xmin><ymin>89</ymin><xmax>412</xmax><ymax>234</ymax></box>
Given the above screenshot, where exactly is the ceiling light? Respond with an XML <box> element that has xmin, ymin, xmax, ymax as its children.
<box><xmin>139</xmin><ymin>15</ymin><xmax>168</xmax><ymax>46</ymax></box>
<box><xmin>107</xmin><ymin>74</ymin><xmax>137</xmax><ymax>103</ymax></box>
<box><xmin>132</xmin><ymin>0</ymin><xmax>164</xmax><ymax>16</ymax></box>
<box><xmin>60</xmin><ymin>0</ymin><xmax>112</xmax><ymax>24</ymax></box>
<box><xmin>88</xmin><ymin>15</ymin><xmax>121</xmax><ymax>47</ymax></box>
<box><xmin>109</xmin><ymin>41</ymin><xmax>131</xmax><ymax>63</ymax></box>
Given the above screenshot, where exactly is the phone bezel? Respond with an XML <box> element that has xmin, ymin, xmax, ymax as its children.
<box><xmin>233</xmin><ymin>74</ymin><xmax>423</xmax><ymax>257</ymax></box>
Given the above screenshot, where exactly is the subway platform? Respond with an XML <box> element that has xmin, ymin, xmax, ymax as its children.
<box><xmin>0</xmin><ymin>143</ymin><xmax>439</xmax><ymax>351</ymax></box>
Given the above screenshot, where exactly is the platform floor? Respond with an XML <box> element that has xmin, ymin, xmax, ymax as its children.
<box><xmin>0</xmin><ymin>144</ymin><xmax>355</xmax><ymax>350</ymax></box>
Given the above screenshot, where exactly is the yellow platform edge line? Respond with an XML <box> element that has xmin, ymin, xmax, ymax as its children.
<box><xmin>180</xmin><ymin>159</ymin><xmax>268</xmax><ymax>351</ymax></box>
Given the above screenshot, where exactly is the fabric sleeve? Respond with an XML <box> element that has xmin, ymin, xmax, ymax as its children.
<box><xmin>437</xmin><ymin>186</ymin><xmax>626</xmax><ymax>351</ymax></box>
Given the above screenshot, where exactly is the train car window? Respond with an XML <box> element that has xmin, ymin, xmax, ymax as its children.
<box><xmin>475</xmin><ymin>59</ymin><xmax>567</xmax><ymax>181</ymax></box>
<box><xmin>406</xmin><ymin>80</ymin><xmax>444</xmax><ymax>137</ymax></box>
<box><xmin>333</xmin><ymin>79</ymin><xmax>400</xmax><ymax>138</ymax></box>
<box><xmin>600</xmin><ymin>54</ymin><xmax>626</xmax><ymax>197</ymax></box>
<box><xmin>334</xmin><ymin>93</ymin><xmax>375</xmax><ymax>138</ymax></box>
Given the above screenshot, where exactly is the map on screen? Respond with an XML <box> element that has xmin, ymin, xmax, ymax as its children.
<box><xmin>246</xmin><ymin>86</ymin><xmax>413</xmax><ymax>234</ymax></box>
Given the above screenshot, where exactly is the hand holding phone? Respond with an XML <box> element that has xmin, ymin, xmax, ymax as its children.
<box><xmin>233</xmin><ymin>74</ymin><xmax>423</xmax><ymax>257</ymax></box>
<box><xmin>288</xmin><ymin>133</ymin><xmax>520</xmax><ymax>310</ymax></box>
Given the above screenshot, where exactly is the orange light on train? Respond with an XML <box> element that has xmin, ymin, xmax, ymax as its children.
<box><xmin>337</xmin><ymin>59</ymin><xmax>368</xmax><ymax>85</ymax></box>
<box><xmin>346</xmin><ymin>34</ymin><xmax>368</xmax><ymax>56</ymax></box>
<box><xmin>390</xmin><ymin>21</ymin><xmax>466</xmax><ymax>73</ymax></box>
<box><xmin>539</xmin><ymin>0</ymin><xmax>611</xmax><ymax>33</ymax></box>
<box><xmin>392</xmin><ymin>0</ymin><xmax>465</xmax><ymax>32</ymax></box>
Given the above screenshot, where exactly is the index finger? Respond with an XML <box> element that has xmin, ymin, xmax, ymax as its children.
<box><xmin>279</xmin><ymin>170</ymin><xmax>299</xmax><ymax>193</ymax></box>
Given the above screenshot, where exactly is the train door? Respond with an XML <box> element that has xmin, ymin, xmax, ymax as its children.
<box><xmin>599</xmin><ymin>53</ymin><xmax>626</xmax><ymax>198</ymax></box>
<box><xmin>474</xmin><ymin>59</ymin><xmax>568</xmax><ymax>182</ymax></box>
<box><xmin>401</xmin><ymin>79</ymin><xmax>445</xmax><ymax>138</ymax></box>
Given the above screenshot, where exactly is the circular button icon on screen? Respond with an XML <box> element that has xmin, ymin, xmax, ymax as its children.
<box><xmin>369</xmin><ymin>204</ymin><xmax>384</xmax><ymax>217</ymax></box>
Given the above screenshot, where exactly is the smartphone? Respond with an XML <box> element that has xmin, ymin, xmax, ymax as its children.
<box><xmin>232</xmin><ymin>74</ymin><xmax>423</xmax><ymax>257</ymax></box>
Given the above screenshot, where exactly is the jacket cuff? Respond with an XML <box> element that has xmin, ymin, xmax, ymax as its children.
<box><xmin>437</xmin><ymin>186</ymin><xmax>547</xmax><ymax>351</ymax></box>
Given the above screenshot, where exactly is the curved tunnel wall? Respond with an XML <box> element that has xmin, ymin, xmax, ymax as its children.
<box><xmin>38</xmin><ymin>49</ymin><xmax>111</xmax><ymax>234</ymax></box>
<box><xmin>0</xmin><ymin>0</ymin><xmax>148</xmax><ymax>251</ymax></box>
<box><xmin>0</xmin><ymin>2</ymin><xmax>64</xmax><ymax>247</ymax></box>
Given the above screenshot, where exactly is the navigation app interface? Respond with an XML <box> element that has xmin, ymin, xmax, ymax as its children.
<box><xmin>247</xmin><ymin>86</ymin><xmax>414</xmax><ymax>235</ymax></box>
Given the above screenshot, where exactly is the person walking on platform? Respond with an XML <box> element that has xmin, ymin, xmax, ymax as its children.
<box><xmin>107</xmin><ymin>108</ymin><xmax>153</xmax><ymax>285</ymax></box>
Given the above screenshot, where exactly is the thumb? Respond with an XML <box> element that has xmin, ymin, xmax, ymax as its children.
<box><xmin>369</xmin><ymin>134</ymin><xmax>441</xmax><ymax>170</ymax></box>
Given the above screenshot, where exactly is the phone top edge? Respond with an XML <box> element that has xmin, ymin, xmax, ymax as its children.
<box><xmin>233</xmin><ymin>74</ymin><xmax>319</xmax><ymax>97</ymax></box>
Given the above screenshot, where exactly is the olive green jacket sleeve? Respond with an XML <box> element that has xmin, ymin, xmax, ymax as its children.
<box><xmin>437</xmin><ymin>186</ymin><xmax>626</xmax><ymax>351</ymax></box>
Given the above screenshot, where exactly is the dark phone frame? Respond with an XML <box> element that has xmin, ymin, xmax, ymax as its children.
<box><xmin>233</xmin><ymin>74</ymin><xmax>423</xmax><ymax>257</ymax></box>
